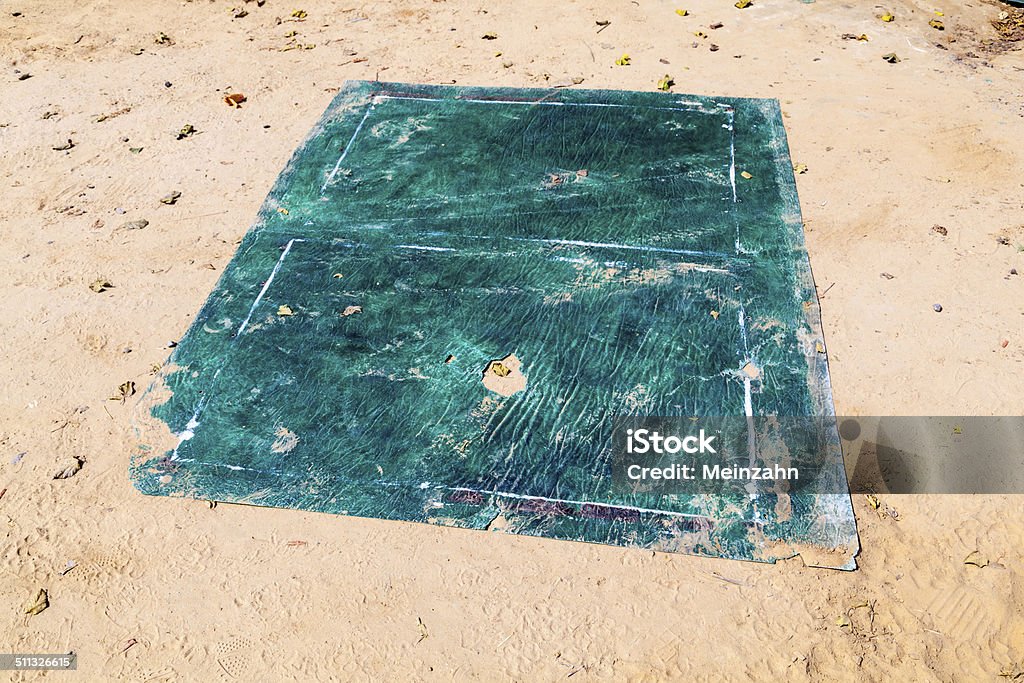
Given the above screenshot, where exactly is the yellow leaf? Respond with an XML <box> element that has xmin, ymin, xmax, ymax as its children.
<box><xmin>880</xmin><ymin>12</ymin><xmax>895</xmax><ymax>22</ymax></box>
<box><xmin>865</xmin><ymin>494</ymin><xmax>881</xmax><ymax>510</ymax></box>
<box><xmin>615</xmin><ymin>54</ymin><xmax>631</xmax><ymax>66</ymax></box>
<box><xmin>710</xmin><ymin>310</ymin><xmax>720</xmax><ymax>319</ymax></box>
<box><xmin>735</xmin><ymin>0</ymin><xmax>752</xmax><ymax>8</ymax></box>
<box><xmin>836</xmin><ymin>614</ymin><xmax>851</xmax><ymax>628</ymax></box>
<box><xmin>657</xmin><ymin>75</ymin><xmax>674</xmax><ymax>91</ymax></box>
<box><xmin>110</xmin><ymin>380</ymin><xmax>136</xmax><ymax>402</ymax></box>
<box><xmin>694</xmin><ymin>31</ymin><xmax>708</xmax><ymax>39</ymax></box>
<box><xmin>25</xmin><ymin>589</ymin><xmax>49</xmax><ymax>615</ymax></box>
<box><xmin>929</xmin><ymin>19</ymin><xmax>944</xmax><ymax>30</ymax></box>
<box><xmin>963</xmin><ymin>551</ymin><xmax>989</xmax><ymax>568</ymax></box>
<box><xmin>740</xmin><ymin>170</ymin><xmax>753</xmax><ymax>179</ymax></box>
<box><xmin>291</xmin><ymin>9</ymin><xmax>307</xmax><ymax>19</ymax></box>
<box><xmin>858</xmin><ymin>34</ymin><xmax>870</xmax><ymax>41</ymax></box>
<box><xmin>278</xmin><ymin>305</ymin><xmax>294</xmax><ymax>316</ymax></box>
<box><xmin>953</xmin><ymin>425</ymin><xmax>963</xmax><ymax>434</ymax></box>
<box><xmin>675</xmin><ymin>9</ymin><xmax>688</xmax><ymax>16</ymax></box>
<box><xmin>815</xmin><ymin>341</ymin><xmax>825</xmax><ymax>353</ymax></box>
<box><xmin>491</xmin><ymin>362</ymin><xmax>510</xmax><ymax>377</ymax></box>
<box><xmin>794</xmin><ymin>162</ymin><xmax>808</xmax><ymax>174</ymax></box>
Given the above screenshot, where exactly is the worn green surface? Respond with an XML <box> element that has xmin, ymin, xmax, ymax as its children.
<box><xmin>132</xmin><ymin>81</ymin><xmax>859</xmax><ymax>568</ymax></box>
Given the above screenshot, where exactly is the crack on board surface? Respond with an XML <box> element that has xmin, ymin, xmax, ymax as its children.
<box><xmin>132</xmin><ymin>81</ymin><xmax>859</xmax><ymax>569</ymax></box>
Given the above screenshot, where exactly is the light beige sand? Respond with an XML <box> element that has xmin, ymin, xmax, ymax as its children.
<box><xmin>2</xmin><ymin>0</ymin><xmax>1023</xmax><ymax>679</ymax></box>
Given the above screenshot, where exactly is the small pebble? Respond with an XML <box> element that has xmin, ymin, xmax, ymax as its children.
<box><xmin>164</xmin><ymin>81</ymin><xmax>172</xmax><ymax>87</ymax></box>
<box><xmin>933</xmin><ymin>304</ymin><xmax>943</xmax><ymax>313</ymax></box>
<box><xmin>167</xmin><ymin>341</ymin><xmax>178</xmax><ymax>348</ymax></box>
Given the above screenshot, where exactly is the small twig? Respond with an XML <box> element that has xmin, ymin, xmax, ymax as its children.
<box><xmin>819</xmin><ymin>282</ymin><xmax>836</xmax><ymax>298</ymax></box>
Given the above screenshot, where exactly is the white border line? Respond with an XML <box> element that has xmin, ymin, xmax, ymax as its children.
<box><xmin>235</xmin><ymin>237</ymin><xmax>303</xmax><ymax>338</ymax></box>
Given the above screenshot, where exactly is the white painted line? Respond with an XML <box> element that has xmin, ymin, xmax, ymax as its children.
<box><xmin>235</xmin><ymin>238</ymin><xmax>303</xmax><ymax>338</ymax></box>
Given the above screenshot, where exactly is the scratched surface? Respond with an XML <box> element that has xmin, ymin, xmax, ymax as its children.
<box><xmin>132</xmin><ymin>81</ymin><xmax>859</xmax><ymax>569</ymax></box>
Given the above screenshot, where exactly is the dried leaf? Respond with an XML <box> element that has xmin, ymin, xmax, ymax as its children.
<box><xmin>224</xmin><ymin>93</ymin><xmax>247</xmax><ymax>108</ymax></box>
<box><xmin>160</xmin><ymin>190</ymin><xmax>181</xmax><ymax>205</ymax></box>
<box><xmin>25</xmin><ymin>589</ymin><xmax>49</xmax><ymax>616</ymax></box>
<box><xmin>53</xmin><ymin>457</ymin><xmax>85</xmax><ymax>480</ymax></box>
<box><xmin>277</xmin><ymin>305</ymin><xmax>294</xmax><ymax>316</ymax></box>
<box><xmin>417</xmin><ymin>617</ymin><xmax>429</xmax><ymax>643</ymax></box>
<box><xmin>176</xmin><ymin>124</ymin><xmax>196</xmax><ymax>139</ymax></box>
<box><xmin>865</xmin><ymin>494</ymin><xmax>881</xmax><ymax>510</ymax></box>
<box><xmin>482</xmin><ymin>32</ymin><xmax>498</xmax><ymax>40</ymax></box>
<box><xmin>835</xmin><ymin>614</ymin><xmax>851</xmax><ymax>628</ymax></box>
<box><xmin>119</xmin><ymin>219</ymin><xmax>149</xmax><ymax>231</ymax></box>
<box><xmin>89</xmin><ymin>278</ymin><xmax>113</xmax><ymax>293</ymax></box>
<box><xmin>710</xmin><ymin>310</ymin><xmax>720</xmax><ymax>319</ymax></box>
<box><xmin>964</xmin><ymin>551</ymin><xmax>988</xmax><ymax>568</ymax></box>
<box><xmin>110</xmin><ymin>380</ymin><xmax>136</xmax><ymax>402</ymax></box>
<box><xmin>291</xmin><ymin>9</ymin><xmax>307</xmax><ymax>19</ymax></box>
<box><xmin>155</xmin><ymin>32</ymin><xmax>173</xmax><ymax>45</ymax></box>
<box><xmin>882</xmin><ymin>52</ymin><xmax>900</xmax><ymax>63</ymax></box>
<box><xmin>341</xmin><ymin>305</ymin><xmax>362</xmax><ymax>317</ymax></box>
<box><xmin>52</xmin><ymin>139</ymin><xmax>75</xmax><ymax>151</ymax></box>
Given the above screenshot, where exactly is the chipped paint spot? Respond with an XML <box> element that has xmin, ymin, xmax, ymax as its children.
<box><xmin>271</xmin><ymin>427</ymin><xmax>299</xmax><ymax>453</ymax></box>
<box><xmin>482</xmin><ymin>354</ymin><xmax>527</xmax><ymax>397</ymax></box>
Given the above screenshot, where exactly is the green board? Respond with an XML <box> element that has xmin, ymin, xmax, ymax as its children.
<box><xmin>132</xmin><ymin>81</ymin><xmax>859</xmax><ymax>569</ymax></box>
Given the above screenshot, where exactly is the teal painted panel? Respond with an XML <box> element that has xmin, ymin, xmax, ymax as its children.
<box><xmin>132</xmin><ymin>81</ymin><xmax>859</xmax><ymax>569</ymax></box>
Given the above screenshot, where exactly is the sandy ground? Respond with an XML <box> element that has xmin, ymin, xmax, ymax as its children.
<box><xmin>2</xmin><ymin>0</ymin><xmax>1024</xmax><ymax>679</ymax></box>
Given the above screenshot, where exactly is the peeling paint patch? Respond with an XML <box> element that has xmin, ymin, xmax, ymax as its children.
<box><xmin>482</xmin><ymin>354</ymin><xmax>527</xmax><ymax>397</ymax></box>
<box><xmin>271</xmin><ymin>427</ymin><xmax>299</xmax><ymax>454</ymax></box>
